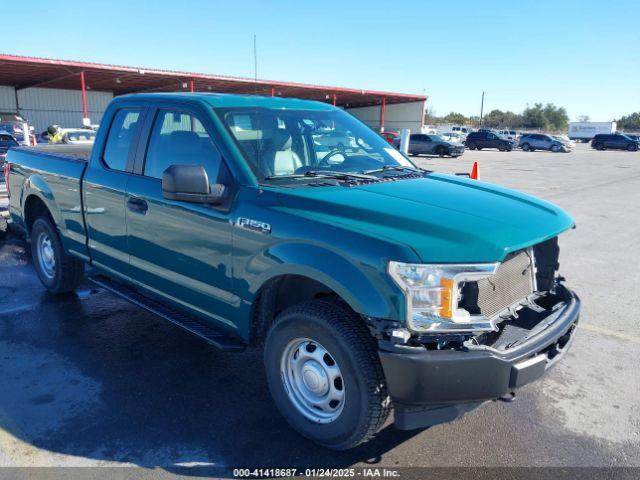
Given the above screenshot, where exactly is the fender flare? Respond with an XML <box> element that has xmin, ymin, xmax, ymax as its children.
<box><xmin>251</xmin><ymin>241</ymin><xmax>400</xmax><ymax>320</ymax></box>
<box><xmin>21</xmin><ymin>174</ymin><xmax>64</xmax><ymax>236</ymax></box>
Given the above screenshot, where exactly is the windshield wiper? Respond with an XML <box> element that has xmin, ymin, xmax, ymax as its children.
<box><xmin>362</xmin><ymin>165</ymin><xmax>424</xmax><ymax>175</ymax></box>
<box><xmin>264</xmin><ymin>170</ymin><xmax>376</xmax><ymax>181</ymax></box>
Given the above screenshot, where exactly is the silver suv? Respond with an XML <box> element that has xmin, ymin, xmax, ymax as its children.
<box><xmin>519</xmin><ymin>134</ymin><xmax>570</xmax><ymax>152</ymax></box>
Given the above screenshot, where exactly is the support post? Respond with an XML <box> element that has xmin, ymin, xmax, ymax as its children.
<box><xmin>332</xmin><ymin>93</ymin><xmax>337</xmax><ymax>106</ymax></box>
<box><xmin>189</xmin><ymin>80</ymin><xmax>195</xmax><ymax>92</ymax></box>
<box><xmin>270</xmin><ymin>87</ymin><xmax>275</xmax><ymax>97</ymax></box>
<box><xmin>399</xmin><ymin>129</ymin><xmax>410</xmax><ymax>154</ymax></box>
<box><xmin>379</xmin><ymin>96</ymin><xmax>386</xmax><ymax>132</ymax></box>
<box><xmin>80</xmin><ymin>71</ymin><xmax>89</xmax><ymax>126</ymax></box>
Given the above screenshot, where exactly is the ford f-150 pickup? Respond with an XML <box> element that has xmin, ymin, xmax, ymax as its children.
<box><xmin>5</xmin><ymin>93</ymin><xmax>580</xmax><ymax>450</ymax></box>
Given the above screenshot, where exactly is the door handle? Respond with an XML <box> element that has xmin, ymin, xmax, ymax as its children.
<box><xmin>127</xmin><ymin>197</ymin><xmax>148</xmax><ymax>215</ymax></box>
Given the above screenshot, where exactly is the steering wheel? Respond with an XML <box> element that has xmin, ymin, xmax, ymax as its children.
<box><xmin>318</xmin><ymin>149</ymin><xmax>347</xmax><ymax>168</ymax></box>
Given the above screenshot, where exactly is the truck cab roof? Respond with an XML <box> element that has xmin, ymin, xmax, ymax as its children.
<box><xmin>114</xmin><ymin>92</ymin><xmax>334</xmax><ymax>111</ymax></box>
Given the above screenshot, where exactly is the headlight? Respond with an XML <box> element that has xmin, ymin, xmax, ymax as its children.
<box><xmin>388</xmin><ymin>261</ymin><xmax>499</xmax><ymax>333</ymax></box>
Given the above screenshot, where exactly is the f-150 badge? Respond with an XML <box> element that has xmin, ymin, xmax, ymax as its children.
<box><xmin>236</xmin><ymin>217</ymin><xmax>271</xmax><ymax>234</ymax></box>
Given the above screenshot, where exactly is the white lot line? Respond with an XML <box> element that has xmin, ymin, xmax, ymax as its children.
<box><xmin>579</xmin><ymin>322</ymin><xmax>640</xmax><ymax>345</ymax></box>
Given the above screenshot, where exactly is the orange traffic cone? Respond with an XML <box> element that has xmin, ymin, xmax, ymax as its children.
<box><xmin>470</xmin><ymin>161</ymin><xmax>479</xmax><ymax>180</ymax></box>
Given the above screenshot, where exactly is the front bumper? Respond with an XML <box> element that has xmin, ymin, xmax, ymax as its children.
<box><xmin>378</xmin><ymin>285</ymin><xmax>580</xmax><ymax>429</ymax></box>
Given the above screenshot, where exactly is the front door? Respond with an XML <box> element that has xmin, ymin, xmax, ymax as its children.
<box><xmin>125</xmin><ymin>107</ymin><xmax>238</xmax><ymax>330</ymax></box>
<box><xmin>83</xmin><ymin>107</ymin><xmax>145</xmax><ymax>279</ymax></box>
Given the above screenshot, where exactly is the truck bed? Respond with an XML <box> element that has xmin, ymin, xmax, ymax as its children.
<box><xmin>6</xmin><ymin>145</ymin><xmax>89</xmax><ymax>259</ymax></box>
<box><xmin>29</xmin><ymin>143</ymin><xmax>93</xmax><ymax>160</ymax></box>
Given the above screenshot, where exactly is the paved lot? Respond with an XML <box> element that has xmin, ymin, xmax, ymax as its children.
<box><xmin>0</xmin><ymin>143</ymin><xmax>639</xmax><ymax>471</ymax></box>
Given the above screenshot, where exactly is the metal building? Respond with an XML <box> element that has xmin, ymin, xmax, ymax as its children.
<box><xmin>0</xmin><ymin>54</ymin><xmax>426</xmax><ymax>133</ymax></box>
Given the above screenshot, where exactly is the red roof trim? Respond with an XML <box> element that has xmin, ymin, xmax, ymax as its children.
<box><xmin>0</xmin><ymin>53</ymin><xmax>427</xmax><ymax>102</ymax></box>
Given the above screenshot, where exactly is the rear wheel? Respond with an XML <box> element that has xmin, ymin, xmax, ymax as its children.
<box><xmin>31</xmin><ymin>217</ymin><xmax>84</xmax><ymax>293</ymax></box>
<box><xmin>264</xmin><ymin>300</ymin><xmax>390</xmax><ymax>450</ymax></box>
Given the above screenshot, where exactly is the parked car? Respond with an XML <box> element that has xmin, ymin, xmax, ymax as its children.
<box><xmin>0</xmin><ymin>133</ymin><xmax>19</xmax><ymax>167</ymax></box>
<box><xmin>395</xmin><ymin>133</ymin><xmax>465</xmax><ymax>157</ymax></box>
<box><xmin>440</xmin><ymin>132</ymin><xmax>465</xmax><ymax>144</ymax></box>
<box><xmin>465</xmin><ymin>131</ymin><xmax>514</xmax><ymax>151</ymax></box>
<box><xmin>591</xmin><ymin>133</ymin><xmax>640</xmax><ymax>151</ymax></box>
<box><xmin>497</xmin><ymin>130</ymin><xmax>519</xmax><ymax>142</ymax></box>
<box><xmin>436</xmin><ymin>124</ymin><xmax>472</xmax><ymax>138</ymax></box>
<box><xmin>62</xmin><ymin>128</ymin><xmax>97</xmax><ymax>145</ymax></box>
<box><xmin>380</xmin><ymin>131</ymin><xmax>399</xmax><ymax>144</ymax></box>
<box><xmin>552</xmin><ymin>135</ymin><xmax>575</xmax><ymax>149</ymax></box>
<box><xmin>519</xmin><ymin>134</ymin><xmax>570</xmax><ymax>152</ymax></box>
<box><xmin>6</xmin><ymin>93</ymin><xmax>580</xmax><ymax>450</ymax></box>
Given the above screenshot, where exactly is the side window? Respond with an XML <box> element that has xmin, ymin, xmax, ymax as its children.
<box><xmin>103</xmin><ymin>109</ymin><xmax>142</xmax><ymax>171</ymax></box>
<box><xmin>144</xmin><ymin>110</ymin><xmax>224</xmax><ymax>183</ymax></box>
<box><xmin>488</xmin><ymin>133</ymin><xmax>496</xmax><ymax>140</ymax></box>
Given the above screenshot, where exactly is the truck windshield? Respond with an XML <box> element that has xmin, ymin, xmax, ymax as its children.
<box><xmin>215</xmin><ymin>107</ymin><xmax>416</xmax><ymax>183</ymax></box>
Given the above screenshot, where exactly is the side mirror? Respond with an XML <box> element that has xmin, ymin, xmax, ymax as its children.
<box><xmin>162</xmin><ymin>164</ymin><xmax>226</xmax><ymax>205</ymax></box>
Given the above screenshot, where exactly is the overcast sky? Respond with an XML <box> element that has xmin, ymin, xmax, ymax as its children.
<box><xmin>4</xmin><ymin>0</ymin><xmax>639</xmax><ymax>121</ymax></box>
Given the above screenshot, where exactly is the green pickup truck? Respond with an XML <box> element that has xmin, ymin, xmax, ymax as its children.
<box><xmin>5</xmin><ymin>93</ymin><xmax>580</xmax><ymax>450</ymax></box>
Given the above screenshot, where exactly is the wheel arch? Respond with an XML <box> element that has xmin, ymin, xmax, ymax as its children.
<box><xmin>247</xmin><ymin>244</ymin><xmax>401</xmax><ymax>344</ymax></box>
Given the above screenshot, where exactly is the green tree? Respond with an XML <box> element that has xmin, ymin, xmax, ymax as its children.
<box><xmin>522</xmin><ymin>103</ymin><xmax>547</xmax><ymax>129</ymax></box>
<box><xmin>616</xmin><ymin>112</ymin><xmax>640</xmax><ymax>131</ymax></box>
<box><xmin>443</xmin><ymin>112</ymin><xmax>469</xmax><ymax>125</ymax></box>
<box><xmin>543</xmin><ymin>103</ymin><xmax>569</xmax><ymax>131</ymax></box>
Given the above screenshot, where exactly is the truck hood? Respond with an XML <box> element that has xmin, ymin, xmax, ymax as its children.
<box><xmin>276</xmin><ymin>173</ymin><xmax>574</xmax><ymax>263</ymax></box>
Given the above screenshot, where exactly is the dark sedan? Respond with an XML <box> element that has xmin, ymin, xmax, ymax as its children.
<box><xmin>394</xmin><ymin>133</ymin><xmax>465</xmax><ymax>157</ymax></box>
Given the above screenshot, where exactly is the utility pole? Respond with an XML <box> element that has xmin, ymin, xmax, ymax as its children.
<box><xmin>480</xmin><ymin>91</ymin><xmax>485</xmax><ymax>126</ymax></box>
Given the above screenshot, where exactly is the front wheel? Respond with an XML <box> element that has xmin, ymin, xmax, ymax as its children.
<box><xmin>521</xmin><ymin>143</ymin><xmax>530</xmax><ymax>151</ymax></box>
<box><xmin>31</xmin><ymin>217</ymin><xmax>84</xmax><ymax>293</ymax></box>
<box><xmin>627</xmin><ymin>143</ymin><xmax>638</xmax><ymax>152</ymax></box>
<box><xmin>436</xmin><ymin>146</ymin><xmax>447</xmax><ymax>157</ymax></box>
<box><xmin>551</xmin><ymin>145</ymin><xmax>561</xmax><ymax>152</ymax></box>
<box><xmin>264</xmin><ymin>300</ymin><xmax>391</xmax><ymax>450</ymax></box>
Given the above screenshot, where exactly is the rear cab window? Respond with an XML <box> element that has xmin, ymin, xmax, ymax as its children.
<box><xmin>103</xmin><ymin>109</ymin><xmax>142</xmax><ymax>171</ymax></box>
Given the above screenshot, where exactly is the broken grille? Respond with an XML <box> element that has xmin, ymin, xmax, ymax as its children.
<box><xmin>461</xmin><ymin>250</ymin><xmax>535</xmax><ymax>319</ymax></box>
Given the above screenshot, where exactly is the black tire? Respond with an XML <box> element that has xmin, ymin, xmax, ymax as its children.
<box><xmin>436</xmin><ymin>146</ymin><xmax>447</xmax><ymax>157</ymax></box>
<box><xmin>594</xmin><ymin>142</ymin><xmax>604</xmax><ymax>151</ymax></box>
<box><xmin>498</xmin><ymin>144</ymin><xmax>506</xmax><ymax>152</ymax></box>
<box><xmin>551</xmin><ymin>145</ymin><xmax>561</xmax><ymax>153</ymax></box>
<box><xmin>264</xmin><ymin>300</ymin><xmax>391</xmax><ymax>450</ymax></box>
<box><xmin>31</xmin><ymin>216</ymin><xmax>84</xmax><ymax>293</ymax></box>
<box><xmin>627</xmin><ymin>143</ymin><xmax>638</xmax><ymax>152</ymax></box>
<box><xmin>521</xmin><ymin>143</ymin><xmax>530</xmax><ymax>151</ymax></box>
<box><xmin>476</xmin><ymin>146</ymin><xmax>482</xmax><ymax>150</ymax></box>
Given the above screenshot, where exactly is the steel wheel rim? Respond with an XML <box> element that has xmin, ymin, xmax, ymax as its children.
<box><xmin>280</xmin><ymin>337</ymin><xmax>345</xmax><ymax>423</ymax></box>
<box><xmin>36</xmin><ymin>232</ymin><xmax>55</xmax><ymax>279</ymax></box>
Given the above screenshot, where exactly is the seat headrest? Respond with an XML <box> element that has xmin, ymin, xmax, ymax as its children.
<box><xmin>168</xmin><ymin>131</ymin><xmax>201</xmax><ymax>155</ymax></box>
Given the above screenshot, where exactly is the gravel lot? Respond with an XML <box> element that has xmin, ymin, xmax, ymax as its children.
<box><xmin>0</xmin><ymin>143</ymin><xmax>638</xmax><ymax>472</ymax></box>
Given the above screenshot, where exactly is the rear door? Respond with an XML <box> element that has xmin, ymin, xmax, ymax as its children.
<box><xmin>83</xmin><ymin>107</ymin><xmax>146</xmax><ymax>278</ymax></box>
<box><xmin>485</xmin><ymin>133</ymin><xmax>498</xmax><ymax>148</ymax></box>
<box><xmin>409</xmin><ymin>134</ymin><xmax>424</xmax><ymax>154</ymax></box>
<box><xmin>125</xmin><ymin>104</ymin><xmax>238</xmax><ymax>329</ymax></box>
<box><xmin>538</xmin><ymin>135</ymin><xmax>552</xmax><ymax>150</ymax></box>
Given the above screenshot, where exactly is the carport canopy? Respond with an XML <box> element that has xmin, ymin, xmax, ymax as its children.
<box><xmin>0</xmin><ymin>53</ymin><xmax>426</xmax><ymax>126</ymax></box>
